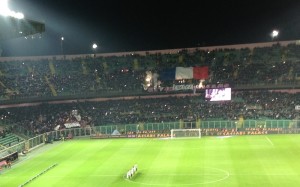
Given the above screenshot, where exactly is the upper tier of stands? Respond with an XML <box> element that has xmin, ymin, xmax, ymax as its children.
<box><xmin>0</xmin><ymin>40</ymin><xmax>300</xmax><ymax>103</ymax></box>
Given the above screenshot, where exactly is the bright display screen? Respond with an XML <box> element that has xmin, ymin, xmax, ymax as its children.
<box><xmin>205</xmin><ymin>88</ymin><xmax>231</xmax><ymax>101</ymax></box>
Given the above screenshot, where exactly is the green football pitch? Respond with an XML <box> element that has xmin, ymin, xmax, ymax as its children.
<box><xmin>1</xmin><ymin>134</ymin><xmax>300</xmax><ymax>187</ymax></box>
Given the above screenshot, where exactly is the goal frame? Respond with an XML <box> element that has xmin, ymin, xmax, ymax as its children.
<box><xmin>170</xmin><ymin>128</ymin><xmax>201</xmax><ymax>139</ymax></box>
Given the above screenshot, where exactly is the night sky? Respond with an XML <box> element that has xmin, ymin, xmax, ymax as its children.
<box><xmin>1</xmin><ymin>0</ymin><xmax>300</xmax><ymax>56</ymax></box>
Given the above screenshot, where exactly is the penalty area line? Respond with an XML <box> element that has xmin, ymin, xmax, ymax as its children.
<box><xmin>265</xmin><ymin>136</ymin><xmax>274</xmax><ymax>146</ymax></box>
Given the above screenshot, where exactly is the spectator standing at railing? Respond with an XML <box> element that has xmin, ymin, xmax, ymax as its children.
<box><xmin>7</xmin><ymin>160</ymin><xmax>11</xmax><ymax>168</ymax></box>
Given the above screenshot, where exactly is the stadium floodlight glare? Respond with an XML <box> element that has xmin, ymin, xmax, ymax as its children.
<box><xmin>0</xmin><ymin>0</ymin><xmax>10</xmax><ymax>16</ymax></box>
<box><xmin>92</xmin><ymin>43</ymin><xmax>98</xmax><ymax>49</ymax></box>
<box><xmin>0</xmin><ymin>0</ymin><xmax>24</xmax><ymax>19</ymax></box>
<box><xmin>271</xmin><ymin>30</ymin><xmax>279</xmax><ymax>38</ymax></box>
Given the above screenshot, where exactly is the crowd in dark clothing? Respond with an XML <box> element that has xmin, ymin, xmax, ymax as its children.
<box><xmin>0</xmin><ymin>90</ymin><xmax>298</xmax><ymax>136</ymax></box>
<box><xmin>0</xmin><ymin>43</ymin><xmax>300</xmax><ymax>100</ymax></box>
<box><xmin>0</xmin><ymin>43</ymin><xmax>300</xmax><ymax>135</ymax></box>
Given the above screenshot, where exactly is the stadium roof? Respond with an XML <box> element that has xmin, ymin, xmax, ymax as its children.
<box><xmin>0</xmin><ymin>15</ymin><xmax>45</xmax><ymax>41</ymax></box>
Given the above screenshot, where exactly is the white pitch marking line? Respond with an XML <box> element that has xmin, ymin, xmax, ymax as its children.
<box><xmin>265</xmin><ymin>136</ymin><xmax>274</xmax><ymax>146</ymax></box>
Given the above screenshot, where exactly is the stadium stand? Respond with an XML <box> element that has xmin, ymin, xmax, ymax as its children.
<box><xmin>0</xmin><ymin>90</ymin><xmax>298</xmax><ymax>137</ymax></box>
<box><xmin>0</xmin><ymin>42</ymin><xmax>300</xmax><ymax>102</ymax></box>
<box><xmin>0</xmin><ymin>41</ymin><xmax>299</xmax><ymax>136</ymax></box>
<box><xmin>0</xmin><ymin>133</ymin><xmax>21</xmax><ymax>148</ymax></box>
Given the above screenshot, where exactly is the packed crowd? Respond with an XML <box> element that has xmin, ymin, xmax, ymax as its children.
<box><xmin>0</xmin><ymin>90</ymin><xmax>299</xmax><ymax>136</ymax></box>
<box><xmin>0</xmin><ymin>43</ymin><xmax>300</xmax><ymax>100</ymax></box>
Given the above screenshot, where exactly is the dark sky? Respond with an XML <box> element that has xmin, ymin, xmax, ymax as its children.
<box><xmin>1</xmin><ymin>0</ymin><xmax>300</xmax><ymax>56</ymax></box>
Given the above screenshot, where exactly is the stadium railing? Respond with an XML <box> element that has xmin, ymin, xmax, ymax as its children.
<box><xmin>12</xmin><ymin>119</ymin><xmax>300</xmax><ymax>138</ymax></box>
<box><xmin>2</xmin><ymin>119</ymin><xmax>299</xmax><ymax>160</ymax></box>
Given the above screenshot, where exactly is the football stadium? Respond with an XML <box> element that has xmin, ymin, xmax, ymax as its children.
<box><xmin>1</xmin><ymin>1</ymin><xmax>300</xmax><ymax>187</ymax></box>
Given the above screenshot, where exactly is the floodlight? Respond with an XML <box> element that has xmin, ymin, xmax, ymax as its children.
<box><xmin>0</xmin><ymin>0</ymin><xmax>10</xmax><ymax>16</ymax></box>
<box><xmin>0</xmin><ymin>0</ymin><xmax>24</xmax><ymax>19</ymax></box>
<box><xmin>271</xmin><ymin>30</ymin><xmax>279</xmax><ymax>38</ymax></box>
<box><xmin>92</xmin><ymin>43</ymin><xmax>98</xmax><ymax>49</ymax></box>
<box><xmin>13</xmin><ymin>12</ymin><xmax>24</xmax><ymax>19</ymax></box>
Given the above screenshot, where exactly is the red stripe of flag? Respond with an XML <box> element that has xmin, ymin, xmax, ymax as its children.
<box><xmin>193</xmin><ymin>66</ymin><xmax>209</xmax><ymax>79</ymax></box>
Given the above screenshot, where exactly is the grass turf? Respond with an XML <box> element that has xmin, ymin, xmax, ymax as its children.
<box><xmin>1</xmin><ymin>134</ymin><xmax>300</xmax><ymax>187</ymax></box>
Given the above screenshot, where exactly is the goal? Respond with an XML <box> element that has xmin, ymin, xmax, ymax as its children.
<box><xmin>170</xmin><ymin>129</ymin><xmax>201</xmax><ymax>139</ymax></box>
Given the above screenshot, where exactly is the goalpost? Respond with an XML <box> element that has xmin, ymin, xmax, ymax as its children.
<box><xmin>170</xmin><ymin>129</ymin><xmax>201</xmax><ymax>139</ymax></box>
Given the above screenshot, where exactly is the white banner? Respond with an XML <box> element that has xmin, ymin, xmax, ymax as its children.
<box><xmin>54</xmin><ymin>125</ymin><xmax>60</xmax><ymax>131</ymax></box>
<box><xmin>173</xmin><ymin>84</ymin><xmax>194</xmax><ymax>91</ymax></box>
<box><xmin>64</xmin><ymin>122</ymin><xmax>80</xmax><ymax>129</ymax></box>
<box><xmin>295</xmin><ymin>105</ymin><xmax>300</xmax><ymax>110</ymax></box>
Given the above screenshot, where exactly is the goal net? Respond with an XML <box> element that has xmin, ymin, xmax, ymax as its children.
<box><xmin>170</xmin><ymin>129</ymin><xmax>201</xmax><ymax>139</ymax></box>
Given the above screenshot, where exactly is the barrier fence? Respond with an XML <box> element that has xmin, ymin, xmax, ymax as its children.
<box><xmin>1</xmin><ymin>119</ymin><xmax>300</xmax><ymax>159</ymax></box>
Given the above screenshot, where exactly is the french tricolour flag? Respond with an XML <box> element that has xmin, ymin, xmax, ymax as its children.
<box><xmin>160</xmin><ymin>66</ymin><xmax>209</xmax><ymax>80</ymax></box>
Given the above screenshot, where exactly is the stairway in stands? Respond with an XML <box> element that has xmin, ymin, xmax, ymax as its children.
<box><xmin>44</xmin><ymin>76</ymin><xmax>57</xmax><ymax>96</ymax></box>
<box><xmin>45</xmin><ymin>61</ymin><xmax>57</xmax><ymax>96</ymax></box>
<box><xmin>0</xmin><ymin>133</ymin><xmax>23</xmax><ymax>150</ymax></box>
<box><xmin>0</xmin><ymin>80</ymin><xmax>15</xmax><ymax>99</ymax></box>
<box><xmin>49</xmin><ymin>61</ymin><xmax>56</xmax><ymax>75</ymax></box>
<box><xmin>81</xmin><ymin>61</ymin><xmax>88</xmax><ymax>75</ymax></box>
